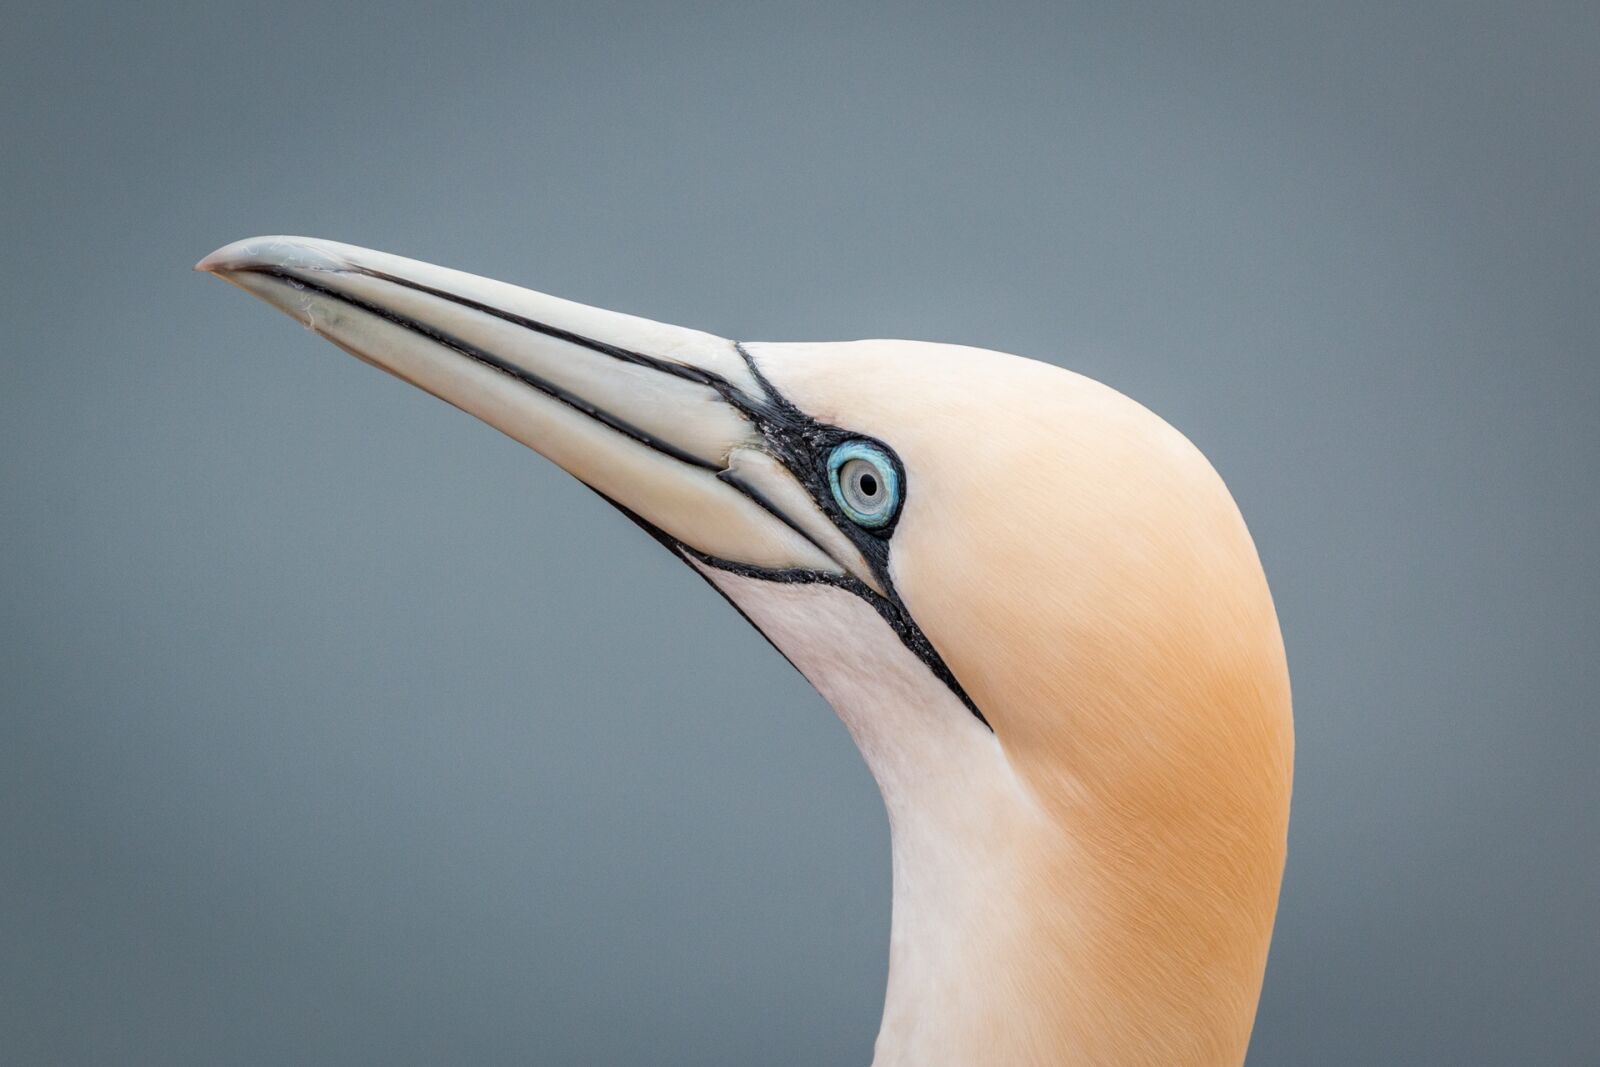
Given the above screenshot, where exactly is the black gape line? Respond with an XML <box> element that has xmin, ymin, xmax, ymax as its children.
<box><xmin>239</xmin><ymin>264</ymin><xmax>990</xmax><ymax>731</ymax></box>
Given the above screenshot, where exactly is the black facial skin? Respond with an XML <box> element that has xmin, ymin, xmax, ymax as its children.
<box><xmin>231</xmin><ymin>263</ymin><xmax>989</xmax><ymax>730</ymax></box>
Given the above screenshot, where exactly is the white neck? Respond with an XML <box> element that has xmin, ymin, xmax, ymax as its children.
<box><xmin>694</xmin><ymin>563</ymin><xmax>1064</xmax><ymax>1065</ymax></box>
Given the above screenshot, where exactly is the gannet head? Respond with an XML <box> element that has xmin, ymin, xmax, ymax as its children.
<box><xmin>198</xmin><ymin>236</ymin><xmax>1293</xmax><ymax>1066</ymax></box>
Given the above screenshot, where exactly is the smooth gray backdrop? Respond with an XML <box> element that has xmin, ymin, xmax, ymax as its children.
<box><xmin>3</xmin><ymin>2</ymin><xmax>1595</xmax><ymax>1064</ymax></box>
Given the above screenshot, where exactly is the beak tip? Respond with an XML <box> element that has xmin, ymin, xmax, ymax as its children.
<box><xmin>194</xmin><ymin>249</ymin><xmax>228</xmax><ymax>275</ymax></box>
<box><xmin>195</xmin><ymin>235</ymin><xmax>346</xmax><ymax>277</ymax></box>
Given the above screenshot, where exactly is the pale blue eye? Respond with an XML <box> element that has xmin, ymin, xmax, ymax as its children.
<box><xmin>827</xmin><ymin>441</ymin><xmax>900</xmax><ymax>528</ymax></box>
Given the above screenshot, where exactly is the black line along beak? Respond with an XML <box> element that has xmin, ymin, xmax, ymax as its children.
<box><xmin>196</xmin><ymin>236</ymin><xmax>884</xmax><ymax>590</ymax></box>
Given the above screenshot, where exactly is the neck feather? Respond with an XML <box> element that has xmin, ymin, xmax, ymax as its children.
<box><xmin>696</xmin><ymin>563</ymin><xmax>1284</xmax><ymax>1066</ymax></box>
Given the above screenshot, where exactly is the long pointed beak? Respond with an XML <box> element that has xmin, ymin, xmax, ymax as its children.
<box><xmin>197</xmin><ymin>236</ymin><xmax>874</xmax><ymax>584</ymax></box>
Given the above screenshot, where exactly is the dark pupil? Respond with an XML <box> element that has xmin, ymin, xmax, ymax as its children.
<box><xmin>858</xmin><ymin>471</ymin><xmax>879</xmax><ymax>498</ymax></box>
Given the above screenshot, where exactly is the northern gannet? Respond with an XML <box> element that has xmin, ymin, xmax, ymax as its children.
<box><xmin>198</xmin><ymin>236</ymin><xmax>1293</xmax><ymax>1066</ymax></box>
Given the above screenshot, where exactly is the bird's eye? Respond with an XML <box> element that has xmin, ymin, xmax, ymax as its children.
<box><xmin>827</xmin><ymin>441</ymin><xmax>900</xmax><ymax>529</ymax></box>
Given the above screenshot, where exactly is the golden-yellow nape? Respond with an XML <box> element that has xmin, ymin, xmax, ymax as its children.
<box><xmin>200</xmin><ymin>237</ymin><xmax>1292</xmax><ymax>1067</ymax></box>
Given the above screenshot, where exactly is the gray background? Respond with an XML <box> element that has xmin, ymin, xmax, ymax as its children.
<box><xmin>3</xmin><ymin>2</ymin><xmax>1595</xmax><ymax>1064</ymax></box>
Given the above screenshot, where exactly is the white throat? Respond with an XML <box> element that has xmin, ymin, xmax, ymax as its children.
<box><xmin>693</xmin><ymin>562</ymin><xmax>1054</xmax><ymax>1066</ymax></box>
